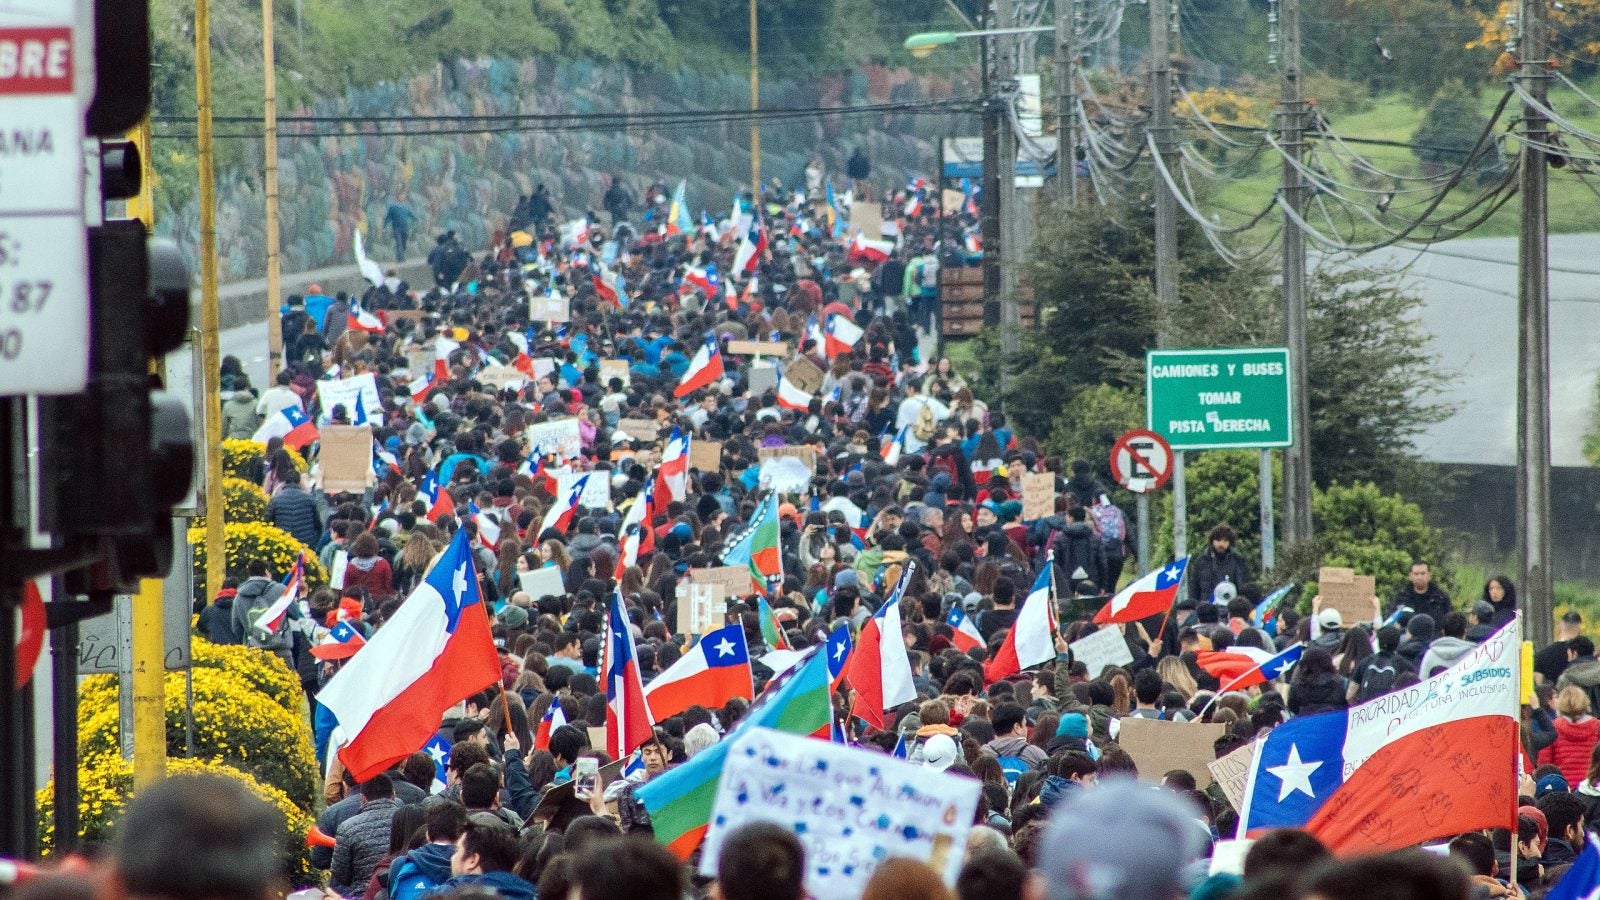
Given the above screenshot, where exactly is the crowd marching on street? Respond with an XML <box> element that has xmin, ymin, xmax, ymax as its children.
<box><xmin>14</xmin><ymin>166</ymin><xmax>1598</xmax><ymax>900</ymax></box>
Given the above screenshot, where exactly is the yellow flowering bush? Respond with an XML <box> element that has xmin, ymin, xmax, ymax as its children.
<box><xmin>189</xmin><ymin>638</ymin><xmax>306</xmax><ymax>715</ymax></box>
<box><xmin>222</xmin><ymin>439</ymin><xmax>307</xmax><ymax>481</ymax></box>
<box><xmin>36</xmin><ymin>755</ymin><xmax>318</xmax><ymax>887</ymax></box>
<box><xmin>188</xmin><ymin>521</ymin><xmax>326</xmax><ymax>604</ymax></box>
<box><xmin>78</xmin><ymin>666</ymin><xmax>319</xmax><ymax>812</ymax></box>
<box><xmin>224</xmin><ymin>477</ymin><xmax>271</xmax><ymax>523</ymax></box>
<box><xmin>1181</xmin><ymin>87</ymin><xmax>1267</xmax><ymax>128</ymax></box>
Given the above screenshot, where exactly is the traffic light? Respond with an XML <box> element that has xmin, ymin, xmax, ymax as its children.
<box><xmin>50</xmin><ymin>143</ymin><xmax>194</xmax><ymax>587</ymax></box>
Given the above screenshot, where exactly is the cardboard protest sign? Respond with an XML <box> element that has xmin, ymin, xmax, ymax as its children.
<box><xmin>689</xmin><ymin>566</ymin><xmax>752</xmax><ymax>602</ymax></box>
<box><xmin>477</xmin><ymin>366</ymin><xmax>528</xmax><ymax>391</ymax></box>
<box><xmin>942</xmin><ymin>189</ymin><xmax>966</xmax><ymax>213</ymax></box>
<box><xmin>727</xmin><ymin>340</ymin><xmax>789</xmax><ymax>357</ymax></box>
<box><xmin>598</xmin><ymin>359</ymin><xmax>630</xmax><ymax>387</ymax></box>
<box><xmin>406</xmin><ymin>349</ymin><xmax>433</xmax><ymax>378</ymax></box>
<box><xmin>757</xmin><ymin>445</ymin><xmax>818</xmax><ymax>470</ymax></box>
<box><xmin>1021</xmin><ymin>472</ymin><xmax>1055</xmax><ymax>521</ymax></box>
<box><xmin>318</xmin><ymin>425</ymin><xmax>373</xmax><ymax>494</ymax></box>
<box><xmin>675</xmin><ymin>580</ymin><xmax>723</xmax><ymax>635</ymax></box>
<box><xmin>747</xmin><ymin>360</ymin><xmax>779</xmax><ymax>395</ymax></box>
<box><xmin>1068</xmin><ymin>625</ymin><xmax>1133</xmax><ymax>678</ymax></box>
<box><xmin>783</xmin><ymin>355</ymin><xmax>826</xmax><ymax>395</ymax></box>
<box><xmin>528</xmin><ymin>293</ymin><xmax>570</xmax><ymax>323</ymax></box>
<box><xmin>701</xmin><ymin>728</ymin><xmax>980</xmax><ymax>897</ymax></box>
<box><xmin>315</xmin><ymin>373</ymin><xmax>380</xmax><ymax>425</ymax></box>
<box><xmin>1207</xmin><ymin>741</ymin><xmax>1258</xmax><ymax>811</ymax></box>
<box><xmin>759</xmin><ymin>456</ymin><xmax>812</xmax><ymax>493</ymax></box>
<box><xmin>551</xmin><ymin>468</ymin><xmax>612</xmax><ymax>509</ymax></box>
<box><xmin>1116</xmin><ymin>718</ymin><xmax>1227</xmax><ymax>788</ymax></box>
<box><xmin>614</xmin><ymin>418</ymin><xmax>661</xmax><ymax>444</ymax></box>
<box><xmin>531</xmin><ymin>357</ymin><xmax>558</xmax><ymax>381</ymax></box>
<box><xmin>518</xmin><ymin>566</ymin><xmax>567</xmax><ymax>601</ymax></box>
<box><xmin>525</xmin><ymin>418</ymin><xmax>583</xmax><ymax>460</ymax></box>
<box><xmin>1317</xmin><ymin>567</ymin><xmax>1376</xmax><ymax>627</ymax></box>
<box><xmin>689</xmin><ymin>439</ymin><xmax>723</xmax><ymax>472</ymax></box>
<box><xmin>852</xmin><ymin>203</ymin><xmax>884</xmax><ymax>240</ymax></box>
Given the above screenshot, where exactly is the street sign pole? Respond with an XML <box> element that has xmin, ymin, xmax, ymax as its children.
<box><xmin>1259</xmin><ymin>449</ymin><xmax>1275</xmax><ymax>572</ymax></box>
<box><xmin>1110</xmin><ymin>429</ymin><xmax>1173</xmax><ymax>577</ymax></box>
<box><xmin>1173</xmin><ymin>451</ymin><xmax>1187</xmax><ymax>560</ymax></box>
<box><xmin>1136</xmin><ymin>493</ymin><xmax>1150</xmax><ymax>577</ymax></box>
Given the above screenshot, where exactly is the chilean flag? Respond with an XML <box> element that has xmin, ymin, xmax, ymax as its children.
<box><xmin>434</xmin><ymin>335</ymin><xmax>460</xmax><ymax>382</ymax></box>
<box><xmin>984</xmin><ymin>560</ymin><xmax>1058</xmax><ymax>683</ymax></box>
<box><xmin>471</xmin><ymin>504</ymin><xmax>502</xmax><ymax>552</ymax></box>
<box><xmin>310</xmin><ymin>620</ymin><xmax>368</xmax><ymax>660</ymax></box>
<box><xmin>1093</xmin><ymin>557</ymin><xmax>1187</xmax><ymax>624</ymax></box>
<box><xmin>539</xmin><ymin>474</ymin><xmax>589</xmax><ymax>536</ymax></box>
<box><xmin>848</xmin><ymin>232</ymin><xmax>894</xmax><ymax>264</ymax></box>
<box><xmin>844</xmin><ymin>562</ymin><xmax>917</xmax><ymax>729</ymax></box>
<box><xmin>348</xmin><ymin>302</ymin><xmax>386</xmax><ymax>334</ymax></box>
<box><xmin>424</xmin><ymin>735</ymin><xmax>451</xmax><ymax>794</ymax></box>
<box><xmin>826</xmin><ymin>623</ymin><xmax>853</xmax><ymax>690</ymax></box>
<box><xmin>653</xmin><ymin>428</ymin><xmax>690</xmax><ymax>508</ymax></box>
<box><xmin>419</xmin><ymin>472</ymin><xmax>456</xmax><ymax>524</ymax></box>
<box><xmin>1197</xmin><ymin>643</ymin><xmax>1304</xmax><ymax>694</ymax></box>
<box><xmin>523</xmin><ymin>450</ymin><xmax>559</xmax><ymax>497</ymax></box>
<box><xmin>603</xmin><ymin>588</ymin><xmax>655</xmax><ymax>758</ymax></box>
<box><xmin>645</xmin><ymin>623</ymin><xmax>754</xmax><ymax>721</ymax></box>
<box><xmin>409</xmin><ymin>372</ymin><xmax>435</xmax><ymax>405</ymax></box>
<box><xmin>881</xmin><ymin>425</ymin><xmax>907</xmax><ymax>466</ymax></box>
<box><xmin>733</xmin><ymin>220</ymin><xmax>767</xmax><ymax>274</ymax></box>
<box><xmin>946</xmin><ymin>605</ymin><xmax>984</xmax><ymax>653</ymax></box>
<box><xmin>251</xmin><ymin>404</ymin><xmax>319</xmax><ymax>451</ymax></box>
<box><xmin>1238</xmin><ymin>619</ymin><xmax>1521</xmax><ymax>854</ymax></box>
<box><xmin>775</xmin><ymin>373</ymin><xmax>813</xmax><ymax>411</ymax></box>
<box><xmin>682</xmin><ymin>264</ymin><xmax>720</xmax><ymax>296</ymax></box>
<box><xmin>823</xmin><ymin>313</ymin><xmax>864</xmax><ymax>358</ymax></box>
<box><xmin>252</xmin><ymin>552</ymin><xmax>305</xmax><ymax>635</ymax></box>
<box><xmin>318</xmin><ymin>527</ymin><xmax>502</xmax><ymax>782</ymax></box>
<box><xmin>617</xmin><ymin>474</ymin><xmax>657</xmax><ymax>573</ymax></box>
<box><xmin>593</xmin><ymin>273</ymin><xmax>621</xmax><ymax>308</ymax></box>
<box><xmin>533</xmin><ymin>700</ymin><xmax>568</xmax><ymax>751</ymax></box>
<box><xmin>673</xmin><ymin>337</ymin><xmax>725</xmax><ymax>398</ymax></box>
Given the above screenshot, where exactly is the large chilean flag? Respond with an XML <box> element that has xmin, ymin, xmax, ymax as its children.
<box><xmin>603</xmin><ymin>588</ymin><xmax>655</xmax><ymax>758</ymax></box>
<box><xmin>984</xmin><ymin>561</ymin><xmax>1058</xmax><ymax>683</ymax></box>
<box><xmin>1093</xmin><ymin>557</ymin><xmax>1187</xmax><ymax>624</ymax></box>
<box><xmin>844</xmin><ymin>561</ymin><xmax>917</xmax><ymax>729</ymax></box>
<box><xmin>673</xmin><ymin>336</ymin><xmax>725</xmax><ymax>398</ymax></box>
<box><xmin>1238</xmin><ymin>618</ymin><xmax>1520</xmax><ymax>855</ymax></box>
<box><xmin>644</xmin><ymin>623</ymin><xmax>754</xmax><ymax>721</ymax></box>
<box><xmin>318</xmin><ymin>527</ymin><xmax>502</xmax><ymax>782</ymax></box>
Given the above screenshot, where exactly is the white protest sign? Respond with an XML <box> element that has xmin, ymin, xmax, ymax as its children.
<box><xmin>518</xmin><ymin>566</ymin><xmax>567</xmax><ymax>600</ymax></box>
<box><xmin>758</xmin><ymin>455</ymin><xmax>812</xmax><ymax>494</ymax></box>
<box><xmin>315</xmin><ymin>372</ymin><xmax>381</xmax><ymax>424</ymax></box>
<box><xmin>1069</xmin><ymin>625</ymin><xmax>1133</xmax><ymax>678</ymax></box>
<box><xmin>551</xmin><ymin>467</ymin><xmax>612</xmax><ymax>509</ymax></box>
<box><xmin>525</xmin><ymin>417</ymin><xmax>583</xmax><ymax>460</ymax></box>
<box><xmin>329</xmin><ymin>549</ymin><xmax>349</xmax><ymax>590</ymax></box>
<box><xmin>702</xmin><ymin>728</ymin><xmax>980</xmax><ymax>897</ymax></box>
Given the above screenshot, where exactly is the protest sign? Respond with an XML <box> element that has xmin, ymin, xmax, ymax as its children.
<box><xmin>518</xmin><ymin>566</ymin><xmax>567</xmax><ymax>601</ymax></box>
<box><xmin>701</xmin><ymin>728</ymin><xmax>980</xmax><ymax>897</ymax></box>
<box><xmin>783</xmin><ymin>355</ymin><xmax>826</xmax><ymax>395</ymax></box>
<box><xmin>758</xmin><ymin>456</ymin><xmax>811</xmax><ymax>493</ymax></box>
<box><xmin>727</xmin><ymin>340</ymin><xmax>789</xmax><ymax>357</ymax></box>
<box><xmin>319</xmin><ymin>425</ymin><xmax>373</xmax><ymax>494</ymax></box>
<box><xmin>406</xmin><ymin>349</ymin><xmax>433</xmax><ymax>378</ymax></box>
<box><xmin>477</xmin><ymin>365</ymin><xmax>528</xmax><ymax>391</ymax></box>
<box><xmin>1317</xmin><ymin>566</ymin><xmax>1376</xmax><ymax>627</ymax></box>
<box><xmin>598</xmin><ymin>359</ymin><xmax>630</xmax><ymax>387</ymax></box>
<box><xmin>747</xmin><ymin>360</ymin><xmax>779</xmax><ymax>395</ymax></box>
<box><xmin>852</xmin><ymin>203</ymin><xmax>884</xmax><ymax>240</ymax></box>
<box><xmin>1116</xmin><ymin>718</ymin><xmax>1227</xmax><ymax>788</ymax></box>
<box><xmin>1068</xmin><ymin>625</ymin><xmax>1133</xmax><ymax>678</ymax></box>
<box><xmin>525</xmin><ymin>418</ymin><xmax>583</xmax><ymax>460</ymax></box>
<box><xmin>614</xmin><ymin>418</ymin><xmax>661</xmax><ymax>444</ymax></box>
<box><xmin>329</xmin><ymin>549</ymin><xmax>349</xmax><ymax>591</ymax></box>
<box><xmin>942</xmin><ymin>189</ymin><xmax>966</xmax><ymax>213</ymax></box>
<box><xmin>675</xmin><ymin>580</ymin><xmax>723</xmax><ymax>635</ymax></box>
<box><xmin>758</xmin><ymin>445</ymin><xmax>818</xmax><ymax>470</ymax></box>
<box><xmin>1207</xmin><ymin>741</ymin><xmax>1258</xmax><ymax>811</ymax></box>
<box><xmin>689</xmin><ymin>439</ymin><xmax>723</xmax><ymax>472</ymax></box>
<box><xmin>531</xmin><ymin>357</ymin><xmax>558</xmax><ymax>381</ymax></box>
<box><xmin>1021</xmin><ymin>472</ymin><xmax>1055</xmax><ymax>521</ymax></box>
<box><xmin>315</xmin><ymin>373</ymin><xmax>380</xmax><ymax>424</ymax></box>
<box><xmin>689</xmin><ymin>566</ymin><xmax>751</xmax><ymax>602</ymax></box>
<box><xmin>550</xmin><ymin>468</ymin><xmax>612</xmax><ymax>509</ymax></box>
<box><xmin>528</xmin><ymin>293</ymin><xmax>570</xmax><ymax>322</ymax></box>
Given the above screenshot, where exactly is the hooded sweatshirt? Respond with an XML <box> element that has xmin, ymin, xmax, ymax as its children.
<box><xmin>1419</xmin><ymin>636</ymin><xmax>1476</xmax><ymax>677</ymax></box>
<box><xmin>422</xmin><ymin>871</ymin><xmax>536</xmax><ymax>900</ymax></box>
<box><xmin>389</xmin><ymin>843</ymin><xmax>458</xmax><ymax>900</ymax></box>
<box><xmin>1539</xmin><ymin>716</ymin><xmax>1600</xmax><ymax>787</ymax></box>
<box><xmin>983</xmin><ymin>736</ymin><xmax>1048</xmax><ymax>769</ymax></box>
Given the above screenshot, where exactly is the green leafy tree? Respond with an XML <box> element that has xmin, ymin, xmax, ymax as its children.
<box><xmin>1046</xmin><ymin>385</ymin><xmax>1145</xmax><ymax>474</ymax></box>
<box><xmin>1307</xmin><ymin>482</ymin><xmax>1455</xmax><ymax>600</ymax></box>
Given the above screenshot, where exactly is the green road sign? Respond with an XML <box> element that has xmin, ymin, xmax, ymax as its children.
<box><xmin>1145</xmin><ymin>347</ymin><xmax>1292</xmax><ymax>449</ymax></box>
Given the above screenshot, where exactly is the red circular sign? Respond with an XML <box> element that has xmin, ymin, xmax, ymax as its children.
<box><xmin>14</xmin><ymin>579</ymin><xmax>45</xmax><ymax>689</ymax></box>
<box><xmin>1110</xmin><ymin>429</ymin><xmax>1174</xmax><ymax>493</ymax></box>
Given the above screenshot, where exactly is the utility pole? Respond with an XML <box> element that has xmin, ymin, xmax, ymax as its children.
<box><xmin>749</xmin><ymin>0</ymin><xmax>761</xmax><ymax>193</ymax></box>
<box><xmin>1148</xmin><ymin>0</ymin><xmax>1186</xmax><ymax>558</ymax></box>
<box><xmin>196</xmin><ymin>0</ymin><xmax>227</xmax><ymax>606</ymax></box>
<box><xmin>1055</xmin><ymin>0</ymin><xmax>1078</xmax><ymax>207</ymax></box>
<box><xmin>997</xmin><ymin>0</ymin><xmax>1021</xmax><ymax>367</ymax></box>
<box><xmin>263</xmin><ymin>0</ymin><xmax>284</xmax><ymax>380</ymax></box>
<box><xmin>1277</xmin><ymin>0</ymin><xmax>1313</xmax><ymax>548</ymax></box>
<box><xmin>1516</xmin><ymin>0</ymin><xmax>1553</xmax><ymax>648</ymax></box>
<box><xmin>981</xmin><ymin>3</ymin><xmax>1004</xmax><ymax>340</ymax></box>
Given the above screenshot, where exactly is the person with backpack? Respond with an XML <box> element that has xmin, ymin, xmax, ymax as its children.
<box><xmin>231</xmin><ymin>560</ymin><xmax>297</xmax><ymax>665</ymax></box>
<box><xmin>1349</xmin><ymin>625</ymin><xmax>1416</xmax><ymax>703</ymax></box>
<box><xmin>980</xmin><ymin>702</ymin><xmax>1047</xmax><ymax>786</ymax></box>
<box><xmin>1089</xmin><ymin>495</ymin><xmax>1128</xmax><ymax>591</ymax></box>
<box><xmin>1051</xmin><ymin>507</ymin><xmax>1105</xmax><ymax>591</ymax></box>
<box><xmin>896</xmin><ymin>376</ymin><xmax>949</xmax><ymax>455</ymax></box>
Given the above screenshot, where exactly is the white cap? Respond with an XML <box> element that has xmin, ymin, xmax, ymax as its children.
<box><xmin>1317</xmin><ymin>607</ymin><xmax>1343</xmax><ymax>629</ymax></box>
<box><xmin>922</xmin><ymin>734</ymin><xmax>959</xmax><ymax>771</ymax></box>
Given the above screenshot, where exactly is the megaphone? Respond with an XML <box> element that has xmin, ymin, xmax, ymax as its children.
<box><xmin>306</xmin><ymin>826</ymin><xmax>337</xmax><ymax>849</ymax></box>
<box><xmin>1213</xmin><ymin>581</ymin><xmax>1237</xmax><ymax>604</ymax></box>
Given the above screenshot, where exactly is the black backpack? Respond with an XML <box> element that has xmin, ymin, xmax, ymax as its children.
<box><xmin>1355</xmin><ymin>654</ymin><xmax>1402</xmax><ymax>702</ymax></box>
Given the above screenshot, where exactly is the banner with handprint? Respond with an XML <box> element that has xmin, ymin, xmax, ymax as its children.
<box><xmin>1237</xmin><ymin>617</ymin><xmax>1521</xmax><ymax>854</ymax></box>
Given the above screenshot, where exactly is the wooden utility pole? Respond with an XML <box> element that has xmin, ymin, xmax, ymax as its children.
<box><xmin>1149</xmin><ymin>0</ymin><xmax>1186</xmax><ymax>558</ymax></box>
<box><xmin>750</xmin><ymin>0</ymin><xmax>761</xmax><ymax>192</ymax></box>
<box><xmin>1278</xmin><ymin>0</ymin><xmax>1313</xmax><ymax>547</ymax></box>
<box><xmin>196</xmin><ymin>0</ymin><xmax>227</xmax><ymax>606</ymax></box>
<box><xmin>1055</xmin><ymin>0</ymin><xmax>1077</xmax><ymax>207</ymax></box>
<box><xmin>263</xmin><ymin>0</ymin><xmax>284</xmax><ymax>379</ymax></box>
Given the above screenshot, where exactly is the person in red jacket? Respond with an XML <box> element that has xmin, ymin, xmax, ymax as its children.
<box><xmin>1539</xmin><ymin>685</ymin><xmax>1600</xmax><ymax>786</ymax></box>
<box><xmin>341</xmin><ymin>531</ymin><xmax>396</xmax><ymax>605</ymax></box>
